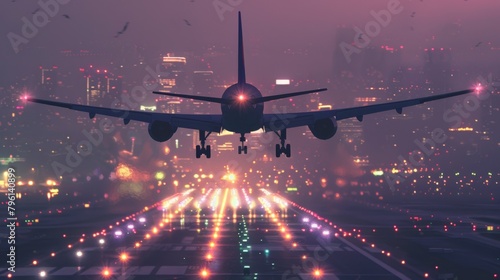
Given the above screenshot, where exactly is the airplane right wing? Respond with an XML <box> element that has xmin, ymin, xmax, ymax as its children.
<box><xmin>332</xmin><ymin>89</ymin><xmax>474</xmax><ymax>121</ymax></box>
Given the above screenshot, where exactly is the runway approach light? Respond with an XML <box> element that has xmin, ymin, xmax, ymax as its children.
<box><xmin>224</xmin><ymin>173</ymin><xmax>237</xmax><ymax>182</ymax></box>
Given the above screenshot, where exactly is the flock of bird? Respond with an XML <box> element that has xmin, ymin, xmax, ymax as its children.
<box><xmin>14</xmin><ymin>1</ymin><xmax>483</xmax><ymax>47</ymax></box>
<box><xmin>14</xmin><ymin>1</ymin><xmax>195</xmax><ymax>39</ymax></box>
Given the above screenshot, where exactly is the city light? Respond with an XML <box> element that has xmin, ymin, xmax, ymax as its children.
<box><xmin>276</xmin><ymin>79</ymin><xmax>290</xmax><ymax>85</ymax></box>
<box><xmin>120</xmin><ymin>253</ymin><xmax>128</xmax><ymax>262</ymax></box>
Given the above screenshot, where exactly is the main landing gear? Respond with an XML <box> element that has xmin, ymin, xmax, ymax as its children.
<box><xmin>238</xmin><ymin>133</ymin><xmax>248</xmax><ymax>154</ymax></box>
<box><xmin>274</xmin><ymin>129</ymin><xmax>291</xmax><ymax>158</ymax></box>
<box><xmin>196</xmin><ymin>130</ymin><xmax>211</xmax><ymax>158</ymax></box>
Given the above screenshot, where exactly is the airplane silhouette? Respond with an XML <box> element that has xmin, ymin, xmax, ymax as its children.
<box><xmin>27</xmin><ymin>12</ymin><xmax>473</xmax><ymax>158</ymax></box>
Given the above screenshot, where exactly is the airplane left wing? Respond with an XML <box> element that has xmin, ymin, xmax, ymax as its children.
<box><xmin>26</xmin><ymin>98</ymin><xmax>222</xmax><ymax>133</ymax></box>
<box><xmin>263</xmin><ymin>89</ymin><xmax>474</xmax><ymax>132</ymax></box>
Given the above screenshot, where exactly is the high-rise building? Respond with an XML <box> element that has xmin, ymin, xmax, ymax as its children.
<box><xmin>332</xmin><ymin>26</ymin><xmax>362</xmax><ymax>83</ymax></box>
<box><xmin>193</xmin><ymin>71</ymin><xmax>214</xmax><ymax>95</ymax></box>
<box><xmin>159</xmin><ymin>56</ymin><xmax>188</xmax><ymax>92</ymax></box>
<box><xmin>423</xmin><ymin>48</ymin><xmax>453</xmax><ymax>92</ymax></box>
<box><xmin>84</xmin><ymin>68</ymin><xmax>122</xmax><ymax>106</ymax></box>
<box><xmin>40</xmin><ymin>66</ymin><xmax>58</xmax><ymax>99</ymax></box>
<box><xmin>479</xmin><ymin>79</ymin><xmax>500</xmax><ymax>149</ymax></box>
<box><xmin>191</xmin><ymin>70</ymin><xmax>215</xmax><ymax>113</ymax></box>
<box><xmin>422</xmin><ymin>47</ymin><xmax>455</xmax><ymax>126</ymax></box>
<box><xmin>156</xmin><ymin>99</ymin><xmax>181</xmax><ymax>114</ymax></box>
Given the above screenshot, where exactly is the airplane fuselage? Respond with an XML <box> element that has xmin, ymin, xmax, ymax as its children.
<box><xmin>221</xmin><ymin>83</ymin><xmax>264</xmax><ymax>133</ymax></box>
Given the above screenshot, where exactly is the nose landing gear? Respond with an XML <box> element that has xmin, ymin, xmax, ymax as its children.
<box><xmin>274</xmin><ymin>129</ymin><xmax>291</xmax><ymax>157</ymax></box>
<box><xmin>195</xmin><ymin>130</ymin><xmax>211</xmax><ymax>158</ymax></box>
<box><xmin>238</xmin><ymin>134</ymin><xmax>248</xmax><ymax>154</ymax></box>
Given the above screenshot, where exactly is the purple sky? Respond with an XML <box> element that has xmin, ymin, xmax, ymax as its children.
<box><xmin>1</xmin><ymin>0</ymin><xmax>498</xmax><ymax>184</ymax></box>
<box><xmin>1</xmin><ymin>0</ymin><xmax>499</xmax><ymax>82</ymax></box>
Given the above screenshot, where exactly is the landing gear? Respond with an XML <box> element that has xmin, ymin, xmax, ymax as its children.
<box><xmin>195</xmin><ymin>130</ymin><xmax>211</xmax><ymax>158</ymax></box>
<box><xmin>238</xmin><ymin>134</ymin><xmax>248</xmax><ymax>154</ymax></box>
<box><xmin>274</xmin><ymin>129</ymin><xmax>291</xmax><ymax>157</ymax></box>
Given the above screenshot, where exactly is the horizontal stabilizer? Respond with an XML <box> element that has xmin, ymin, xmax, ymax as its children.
<box><xmin>153</xmin><ymin>91</ymin><xmax>232</xmax><ymax>105</ymax></box>
<box><xmin>250</xmin><ymin>88</ymin><xmax>327</xmax><ymax>104</ymax></box>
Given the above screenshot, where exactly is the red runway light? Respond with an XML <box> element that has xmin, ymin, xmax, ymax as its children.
<box><xmin>201</xmin><ymin>268</ymin><xmax>210</xmax><ymax>278</ymax></box>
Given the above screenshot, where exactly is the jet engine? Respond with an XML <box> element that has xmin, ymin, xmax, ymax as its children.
<box><xmin>148</xmin><ymin>121</ymin><xmax>177</xmax><ymax>142</ymax></box>
<box><xmin>308</xmin><ymin>118</ymin><xmax>337</xmax><ymax>140</ymax></box>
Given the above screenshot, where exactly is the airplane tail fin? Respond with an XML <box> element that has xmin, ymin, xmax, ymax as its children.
<box><xmin>238</xmin><ymin>11</ymin><xmax>246</xmax><ymax>85</ymax></box>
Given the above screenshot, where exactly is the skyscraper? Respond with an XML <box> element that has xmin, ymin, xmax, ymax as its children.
<box><xmin>192</xmin><ymin>70</ymin><xmax>215</xmax><ymax>113</ymax></box>
<box><xmin>40</xmin><ymin>66</ymin><xmax>58</xmax><ymax>99</ymax></box>
<box><xmin>84</xmin><ymin>68</ymin><xmax>122</xmax><ymax>106</ymax></box>
<box><xmin>423</xmin><ymin>48</ymin><xmax>453</xmax><ymax>92</ymax></box>
<box><xmin>159</xmin><ymin>56</ymin><xmax>188</xmax><ymax>92</ymax></box>
<box><xmin>193</xmin><ymin>71</ymin><xmax>214</xmax><ymax>95</ymax></box>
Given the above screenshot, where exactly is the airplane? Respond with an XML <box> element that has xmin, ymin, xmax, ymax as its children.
<box><xmin>27</xmin><ymin>12</ymin><xmax>474</xmax><ymax>159</ymax></box>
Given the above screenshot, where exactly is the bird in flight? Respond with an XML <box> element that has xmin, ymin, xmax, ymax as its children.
<box><xmin>114</xmin><ymin>22</ymin><xmax>130</xmax><ymax>38</ymax></box>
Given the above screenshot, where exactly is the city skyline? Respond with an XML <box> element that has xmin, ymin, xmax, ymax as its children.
<box><xmin>1</xmin><ymin>2</ymin><xmax>499</xmax><ymax>279</ymax></box>
<box><xmin>0</xmin><ymin>2</ymin><xmax>497</xmax><ymax>196</ymax></box>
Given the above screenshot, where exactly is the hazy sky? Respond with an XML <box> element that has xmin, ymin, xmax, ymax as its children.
<box><xmin>2</xmin><ymin>0</ymin><xmax>498</xmax><ymax>183</ymax></box>
<box><xmin>1</xmin><ymin>0</ymin><xmax>500</xmax><ymax>84</ymax></box>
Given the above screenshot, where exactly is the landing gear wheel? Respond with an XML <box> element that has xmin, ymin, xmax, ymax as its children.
<box><xmin>196</xmin><ymin>145</ymin><xmax>202</xmax><ymax>159</ymax></box>
<box><xmin>196</xmin><ymin>130</ymin><xmax>212</xmax><ymax>158</ymax></box>
<box><xmin>274</xmin><ymin>129</ymin><xmax>291</xmax><ymax>157</ymax></box>
<box><xmin>238</xmin><ymin>133</ymin><xmax>248</xmax><ymax>155</ymax></box>
<box><xmin>285</xmin><ymin>144</ymin><xmax>291</xmax><ymax>158</ymax></box>
<box><xmin>206</xmin><ymin>145</ymin><xmax>211</xmax><ymax>158</ymax></box>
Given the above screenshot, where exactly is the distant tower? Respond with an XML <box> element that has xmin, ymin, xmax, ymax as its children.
<box><xmin>332</xmin><ymin>26</ymin><xmax>361</xmax><ymax>81</ymax></box>
<box><xmin>192</xmin><ymin>70</ymin><xmax>215</xmax><ymax>113</ymax></box>
<box><xmin>423</xmin><ymin>48</ymin><xmax>452</xmax><ymax>92</ymax></box>
<box><xmin>193</xmin><ymin>71</ymin><xmax>214</xmax><ymax>95</ymax></box>
<box><xmin>331</xmin><ymin>26</ymin><xmax>365</xmax><ymax>104</ymax></box>
<box><xmin>423</xmin><ymin>47</ymin><xmax>453</xmax><ymax>123</ymax></box>
<box><xmin>40</xmin><ymin>66</ymin><xmax>58</xmax><ymax>99</ymax></box>
<box><xmin>85</xmin><ymin>67</ymin><xmax>122</xmax><ymax>106</ymax></box>
<box><xmin>159</xmin><ymin>55</ymin><xmax>188</xmax><ymax>92</ymax></box>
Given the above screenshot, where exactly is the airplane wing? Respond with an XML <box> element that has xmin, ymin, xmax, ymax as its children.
<box><xmin>26</xmin><ymin>98</ymin><xmax>222</xmax><ymax>133</ymax></box>
<box><xmin>263</xmin><ymin>89</ymin><xmax>474</xmax><ymax>132</ymax></box>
